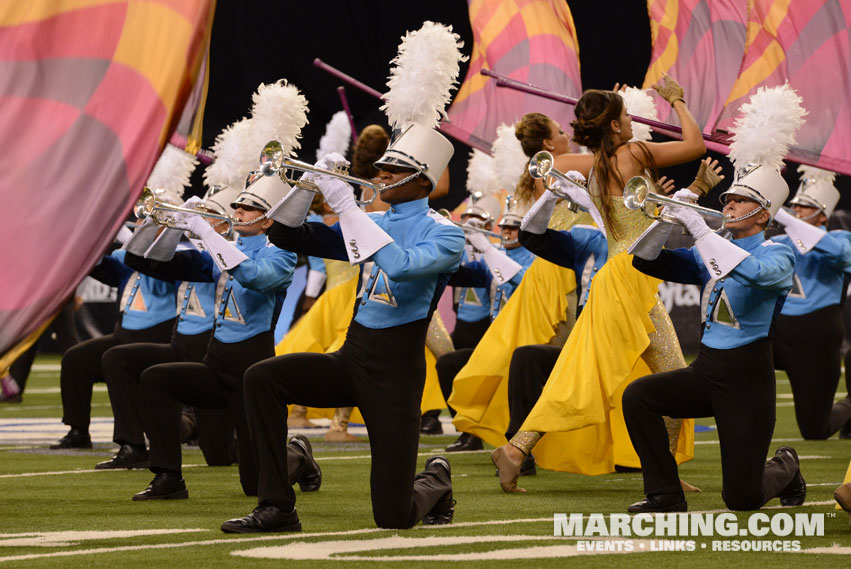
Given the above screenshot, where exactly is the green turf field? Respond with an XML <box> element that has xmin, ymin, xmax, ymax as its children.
<box><xmin>0</xmin><ymin>354</ymin><xmax>849</xmax><ymax>568</ymax></box>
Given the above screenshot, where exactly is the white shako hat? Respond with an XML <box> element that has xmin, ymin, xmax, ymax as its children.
<box><xmin>719</xmin><ymin>164</ymin><xmax>789</xmax><ymax>220</ymax></box>
<box><xmin>232</xmin><ymin>79</ymin><xmax>309</xmax><ymax>212</ymax></box>
<box><xmin>374</xmin><ymin>123</ymin><xmax>453</xmax><ymax>190</ymax></box>
<box><xmin>790</xmin><ymin>165</ymin><xmax>839</xmax><ymax>217</ymax></box>
<box><xmin>498</xmin><ymin>196</ymin><xmax>523</xmax><ymax>228</ymax></box>
<box><xmin>719</xmin><ymin>83</ymin><xmax>807</xmax><ymax>221</ymax></box>
<box><xmin>375</xmin><ymin>21</ymin><xmax>466</xmax><ymax>191</ymax></box>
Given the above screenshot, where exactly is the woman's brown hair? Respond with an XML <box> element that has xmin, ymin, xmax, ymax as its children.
<box><xmin>351</xmin><ymin>124</ymin><xmax>390</xmax><ymax>180</ymax></box>
<box><xmin>514</xmin><ymin>112</ymin><xmax>554</xmax><ymax>206</ymax></box>
<box><xmin>571</xmin><ymin>90</ymin><xmax>656</xmax><ymax>236</ymax></box>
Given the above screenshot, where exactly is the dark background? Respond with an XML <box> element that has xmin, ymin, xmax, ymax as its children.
<box><xmin>199</xmin><ymin>0</ymin><xmax>849</xmax><ymax>213</ymax></box>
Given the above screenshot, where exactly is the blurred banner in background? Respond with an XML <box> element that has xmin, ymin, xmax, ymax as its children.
<box><xmin>0</xmin><ymin>0</ymin><xmax>214</xmax><ymax>366</ymax></box>
<box><xmin>446</xmin><ymin>0</ymin><xmax>582</xmax><ymax>148</ymax></box>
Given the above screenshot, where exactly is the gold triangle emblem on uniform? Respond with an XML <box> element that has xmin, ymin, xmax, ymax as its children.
<box><xmin>129</xmin><ymin>288</ymin><xmax>148</xmax><ymax>312</ymax></box>
<box><xmin>368</xmin><ymin>269</ymin><xmax>398</xmax><ymax>307</ymax></box>
<box><xmin>185</xmin><ymin>286</ymin><xmax>206</xmax><ymax>318</ymax></box>
<box><xmin>222</xmin><ymin>290</ymin><xmax>246</xmax><ymax>324</ymax></box>
<box><xmin>712</xmin><ymin>289</ymin><xmax>740</xmax><ymax>329</ymax></box>
<box><xmin>788</xmin><ymin>272</ymin><xmax>806</xmax><ymax>299</ymax></box>
<box><xmin>497</xmin><ymin>291</ymin><xmax>508</xmax><ymax>314</ymax></box>
<box><xmin>463</xmin><ymin>287</ymin><xmax>482</xmax><ymax>306</ymax></box>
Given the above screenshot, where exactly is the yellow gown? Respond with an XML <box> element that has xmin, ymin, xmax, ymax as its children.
<box><xmin>521</xmin><ymin>195</ymin><xmax>694</xmax><ymax>474</ymax></box>
<box><xmin>448</xmin><ymin>203</ymin><xmax>586</xmax><ymax>445</ymax></box>
<box><xmin>277</xmin><ymin>259</ymin><xmax>449</xmax><ymax>423</ymax></box>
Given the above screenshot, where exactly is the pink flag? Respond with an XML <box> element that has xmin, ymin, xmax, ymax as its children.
<box><xmin>713</xmin><ymin>0</ymin><xmax>851</xmax><ymax>175</ymax></box>
<box><xmin>642</xmin><ymin>0</ymin><xmax>749</xmax><ymax>132</ymax></box>
<box><xmin>0</xmin><ymin>1</ymin><xmax>213</xmax><ymax>359</ymax></box>
<box><xmin>445</xmin><ymin>0</ymin><xmax>582</xmax><ymax>149</ymax></box>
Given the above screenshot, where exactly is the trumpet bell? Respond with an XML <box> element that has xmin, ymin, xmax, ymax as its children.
<box><xmin>133</xmin><ymin>188</ymin><xmax>157</xmax><ymax>219</ymax></box>
<box><xmin>528</xmin><ymin>151</ymin><xmax>554</xmax><ymax>180</ymax></box>
<box><xmin>623</xmin><ymin>176</ymin><xmax>651</xmax><ymax>211</ymax></box>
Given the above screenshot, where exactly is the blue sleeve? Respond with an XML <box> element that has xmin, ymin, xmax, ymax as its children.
<box><xmin>730</xmin><ymin>243</ymin><xmax>795</xmax><ymax>291</ymax></box>
<box><xmin>266</xmin><ymin>221</ymin><xmax>349</xmax><ymax>262</ymax></box>
<box><xmin>816</xmin><ymin>231</ymin><xmax>851</xmax><ymax>271</ymax></box>
<box><xmin>448</xmin><ymin>262</ymin><xmax>490</xmax><ymax>288</ymax></box>
<box><xmin>89</xmin><ymin>250</ymin><xmax>133</xmax><ymax>287</ymax></box>
<box><xmin>372</xmin><ymin>225</ymin><xmax>465</xmax><ymax>282</ymax></box>
<box><xmin>124</xmin><ymin>250</ymin><xmax>216</xmax><ymax>283</ymax></box>
<box><xmin>519</xmin><ymin>229</ymin><xmax>576</xmax><ymax>269</ymax></box>
<box><xmin>307</xmin><ymin>255</ymin><xmax>326</xmax><ymax>273</ymax></box>
<box><xmin>230</xmin><ymin>248</ymin><xmax>297</xmax><ymax>293</ymax></box>
<box><xmin>632</xmin><ymin>248</ymin><xmax>705</xmax><ymax>285</ymax></box>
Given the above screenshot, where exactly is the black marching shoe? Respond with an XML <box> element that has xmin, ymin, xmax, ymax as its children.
<box><xmin>422</xmin><ymin>456</ymin><xmax>455</xmax><ymax>525</ymax></box>
<box><xmin>289</xmin><ymin>435</ymin><xmax>321</xmax><ymax>492</ymax></box>
<box><xmin>420</xmin><ymin>413</ymin><xmax>444</xmax><ymax>435</ymax></box>
<box><xmin>628</xmin><ymin>493</ymin><xmax>687</xmax><ymax>513</ymax></box>
<box><xmin>50</xmin><ymin>428</ymin><xmax>92</xmax><ymax>449</ymax></box>
<box><xmin>132</xmin><ymin>472</ymin><xmax>189</xmax><ymax>501</ymax></box>
<box><xmin>775</xmin><ymin>446</ymin><xmax>806</xmax><ymax>506</ymax></box>
<box><xmin>221</xmin><ymin>504</ymin><xmax>302</xmax><ymax>534</ymax></box>
<box><xmin>95</xmin><ymin>444</ymin><xmax>148</xmax><ymax>470</ymax></box>
<box><xmin>446</xmin><ymin>432</ymin><xmax>483</xmax><ymax>452</ymax></box>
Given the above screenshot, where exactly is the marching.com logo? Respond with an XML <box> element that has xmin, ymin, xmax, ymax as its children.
<box><xmin>554</xmin><ymin>513</ymin><xmax>825</xmax><ymax>552</ymax></box>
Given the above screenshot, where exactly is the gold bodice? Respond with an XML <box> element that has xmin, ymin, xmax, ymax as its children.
<box><xmin>588</xmin><ymin>171</ymin><xmax>653</xmax><ymax>256</ymax></box>
<box><xmin>548</xmin><ymin>200</ymin><xmax>594</xmax><ymax>231</ymax></box>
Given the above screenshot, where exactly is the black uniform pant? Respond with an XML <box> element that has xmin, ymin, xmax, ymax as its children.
<box><xmin>450</xmin><ymin>317</ymin><xmax>490</xmax><ymax>350</ymax></box>
<box><xmin>770</xmin><ymin>305</ymin><xmax>851</xmax><ymax>439</ymax></box>
<box><xmin>623</xmin><ymin>339</ymin><xmax>798</xmax><ymax>510</ymax></box>
<box><xmin>102</xmin><ymin>331</ymin><xmax>235</xmax><ymax>466</ymax></box>
<box><xmin>505</xmin><ymin>344</ymin><xmax>561</xmax><ymax>440</ymax></box>
<box><xmin>436</xmin><ymin>348</ymin><xmax>474</xmax><ymax>418</ymax></box>
<box><xmin>59</xmin><ymin>320</ymin><xmax>174</xmax><ymax>430</ymax></box>
<box><xmin>140</xmin><ymin>333</ymin><xmax>302</xmax><ymax>496</ymax></box>
<box><xmin>244</xmin><ymin>319</ymin><xmax>450</xmax><ymax>529</ymax></box>
<box><xmin>11</xmin><ymin>297</ymin><xmax>79</xmax><ymax>393</ymax></box>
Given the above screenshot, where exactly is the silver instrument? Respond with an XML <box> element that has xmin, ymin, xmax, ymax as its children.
<box><xmin>527</xmin><ymin>150</ymin><xmax>583</xmax><ymax>212</ymax></box>
<box><xmin>252</xmin><ymin>140</ymin><xmax>380</xmax><ymax>206</ymax></box>
<box><xmin>133</xmin><ymin>188</ymin><xmax>233</xmax><ymax>233</ymax></box>
<box><xmin>623</xmin><ymin>175</ymin><xmax>728</xmax><ymax>229</ymax></box>
<box><xmin>437</xmin><ymin>209</ymin><xmax>503</xmax><ymax>239</ymax></box>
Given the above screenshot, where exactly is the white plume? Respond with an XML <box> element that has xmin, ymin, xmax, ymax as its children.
<box><xmin>620</xmin><ymin>87</ymin><xmax>658</xmax><ymax>143</ymax></box>
<box><xmin>203</xmin><ymin>118</ymin><xmax>257</xmax><ymax>191</ymax></box>
<box><xmin>492</xmin><ymin>123</ymin><xmax>528</xmax><ymax>191</ymax></box>
<box><xmin>728</xmin><ymin>84</ymin><xmax>807</xmax><ymax>171</ymax></box>
<box><xmin>146</xmin><ymin>143</ymin><xmax>198</xmax><ymax>197</ymax></box>
<box><xmin>465</xmin><ymin>149</ymin><xmax>500</xmax><ymax>195</ymax></box>
<box><xmin>248</xmin><ymin>80</ymin><xmax>309</xmax><ymax>158</ymax></box>
<box><xmin>797</xmin><ymin>164</ymin><xmax>837</xmax><ymax>186</ymax></box>
<box><xmin>316</xmin><ymin>111</ymin><xmax>351</xmax><ymax>161</ymax></box>
<box><xmin>381</xmin><ymin>21</ymin><xmax>467</xmax><ymax>129</ymax></box>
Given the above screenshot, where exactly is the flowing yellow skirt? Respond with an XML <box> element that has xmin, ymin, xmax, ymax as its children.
<box><xmin>448</xmin><ymin>258</ymin><xmax>577</xmax><ymax>446</ymax></box>
<box><xmin>522</xmin><ymin>252</ymin><xmax>694</xmax><ymax>474</ymax></box>
<box><xmin>276</xmin><ymin>273</ymin><xmax>446</xmax><ymax>423</ymax></box>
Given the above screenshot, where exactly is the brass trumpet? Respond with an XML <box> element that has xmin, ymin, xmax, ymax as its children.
<box><xmin>253</xmin><ymin>141</ymin><xmax>380</xmax><ymax>206</ymax></box>
<box><xmin>623</xmin><ymin>176</ymin><xmax>728</xmax><ymax>229</ymax></box>
<box><xmin>527</xmin><ymin>150</ymin><xmax>584</xmax><ymax>212</ymax></box>
<box><xmin>133</xmin><ymin>188</ymin><xmax>233</xmax><ymax>232</ymax></box>
<box><xmin>437</xmin><ymin>209</ymin><xmax>503</xmax><ymax>239</ymax></box>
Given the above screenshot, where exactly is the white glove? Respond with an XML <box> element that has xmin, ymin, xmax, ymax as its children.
<box><xmin>315</xmin><ymin>152</ymin><xmax>349</xmax><ymax>171</ymax></box>
<box><xmin>466</xmin><ymin>230</ymin><xmax>492</xmax><ymax>253</ymax></box>
<box><xmin>315</xmin><ymin>174</ymin><xmax>357</xmax><ymax>215</ymax></box>
<box><xmin>671</xmin><ymin>188</ymin><xmax>699</xmax><ymax>202</ymax></box>
<box><xmin>181</xmin><ymin>195</ymin><xmax>204</xmax><ymax>209</ymax></box>
<box><xmin>549</xmin><ymin>175</ymin><xmax>607</xmax><ymax>237</ymax></box>
<box><xmin>520</xmin><ymin>189</ymin><xmax>558</xmax><ymax>234</ymax></box>
<box><xmin>182</xmin><ymin>213</ymin><xmax>247</xmax><ymax>271</ymax></box>
<box><xmin>774</xmin><ymin>208</ymin><xmax>826</xmax><ymax>253</ymax></box>
<box><xmin>665</xmin><ymin>205</ymin><xmax>710</xmax><ymax>241</ymax></box>
<box><xmin>181</xmin><ymin>213</ymin><xmax>214</xmax><ymax>239</ymax></box>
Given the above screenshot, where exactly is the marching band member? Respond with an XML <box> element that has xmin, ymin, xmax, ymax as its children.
<box><xmin>770</xmin><ymin>166</ymin><xmax>851</xmax><ymax>439</ymax></box>
<box><xmin>437</xmin><ymin>201</ymin><xmax>535</xmax><ymax>452</ymax></box>
<box><xmin>99</xmin><ymin>138</ymin><xmax>243</xmax><ymax>471</ymax></box>
<box><xmin>624</xmin><ymin>84</ymin><xmax>807</xmax><ymax>512</ymax></box>
<box><xmin>220</xmin><ymin>22</ymin><xmax>465</xmax><ymax>533</ymax></box>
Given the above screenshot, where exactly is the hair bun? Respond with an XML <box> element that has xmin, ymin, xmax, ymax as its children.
<box><xmin>570</xmin><ymin>117</ymin><xmax>603</xmax><ymax>149</ymax></box>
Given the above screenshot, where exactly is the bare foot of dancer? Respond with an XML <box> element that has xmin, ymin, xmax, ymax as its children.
<box><xmin>681</xmin><ymin>479</ymin><xmax>702</xmax><ymax>493</ymax></box>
